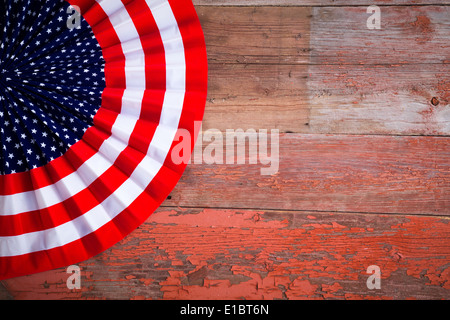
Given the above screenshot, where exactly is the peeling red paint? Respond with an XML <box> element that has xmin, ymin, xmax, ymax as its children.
<box><xmin>410</xmin><ymin>15</ymin><xmax>434</xmax><ymax>43</ymax></box>
<box><xmin>3</xmin><ymin>208</ymin><xmax>448</xmax><ymax>300</ymax></box>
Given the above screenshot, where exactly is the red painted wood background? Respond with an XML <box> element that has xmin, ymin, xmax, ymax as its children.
<box><xmin>1</xmin><ymin>0</ymin><xmax>449</xmax><ymax>300</ymax></box>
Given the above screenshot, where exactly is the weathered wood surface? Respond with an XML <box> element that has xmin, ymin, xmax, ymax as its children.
<box><xmin>164</xmin><ymin>134</ymin><xmax>449</xmax><ymax>216</ymax></box>
<box><xmin>200</xmin><ymin>6</ymin><xmax>449</xmax><ymax>134</ymax></box>
<box><xmin>309</xmin><ymin>6</ymin><xmax>450</xmax><ymax>65</ymax></box>
<box><xmin>205</xmin><ymin>63</ymin><xmax>449</xmax><ymax>134</ymax></box>
<box><xmin>1</xmin><ymin>208</ymin><xmax>449</xmax><ymax>300</ymax></box>
<box><xmin>200</xmin><ymin>6</ymin><xmax>450</xmax><ymax>65</ymax></box>
<box><xmin>1</xmin><ymin>3</ymin><xmax>449</xmax><ymax>300</ymax></box>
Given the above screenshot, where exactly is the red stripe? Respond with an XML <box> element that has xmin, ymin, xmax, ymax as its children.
<box><xmin>125</xmin><ymin>0</ymin><xmax>166</xmax><ymax>91</ymax></box>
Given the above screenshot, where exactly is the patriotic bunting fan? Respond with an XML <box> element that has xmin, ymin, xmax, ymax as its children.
<box><xmin>0</xmin><ymin>0</ymin><xmax>207</xmax><ymax>279</ymax></box>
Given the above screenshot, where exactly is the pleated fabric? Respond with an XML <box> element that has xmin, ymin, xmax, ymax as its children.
<box><xmin>0</xmin><ymin>0</ymin><xmax>207</xmax><ymax>280</ymax></box>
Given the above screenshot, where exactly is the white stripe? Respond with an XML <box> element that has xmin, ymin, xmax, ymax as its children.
<box><xmin>0</xmin><ymin>0</ymin><xmax>186</xmax><ymax>256</ymax></box>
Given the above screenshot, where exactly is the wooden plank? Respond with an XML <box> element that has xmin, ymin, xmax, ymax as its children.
<box><xmin>205</xmin><ymin>63</ymin><xmax>449</xmax><ymax>134</ymax></box>
<box><xmin>307</xmin><ymin>63</ymin><xmax>450</xmax><ymax>135</ymax></box>
<box><xmin>199</xmin><ymin>6</ymin><xmax>450</xmax><ymax>65</ymax></box>
<box><xmin>198</xmin><ymin>6</ymin><xmax>311</xmax><ymax>65</ymax></box>
<box><xmin>194</xmin><ymin>0</ymin><xmax>450</xmax><ymax>6</ymax></box>
<box><xmin>200</xmin><ymin>6</ymin><xmax>450</xmax><ymax>135</ymax></box>
<box><xmin>204</xmin><ymin>63</ymin><xmax>310</xmax><ymax>132</ymax></box>
<box><xmin>2</xmin><ymin>208</ymin><xmax>449</xmax><ymax>299</ymax></box>
<box><xmin>309</xmin><ymin>6</ymin><xmax>450</xmax><ymax>65</ymax></box>
<box><xmin>164</xmin><ymin>134</ymin><xmax>450</xmax><ymax>216</ymax></box>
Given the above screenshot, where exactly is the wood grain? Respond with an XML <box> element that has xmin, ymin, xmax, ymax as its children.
<box><xmin>2</xmin><ymin>207</ymin><xmax>449</xmax><ymax>300</ymax></box>
<box><xmin>205</xmin><ymin>63</ymin><xmax>449</xmax><ymax>134</ymax></box>
<box><xmin>200</xmin><ymin>6</ymin><xmax>450</xmax><ymax>134</ymax></box>
<box><xmin>308</xmin><ymin>64</ymin><xmax>450</xmax><ymax>135</ymax></box>
<box><xmin>309</xmin><ymin>6</ymin><xmax>450</xmax><ymax>65</ymax></box>
<box><xmin>165</xmin><ymin>134</ymin><xmax>450</xmax><ymax>216</ymax></box>
<box><xmin>198</xmin><ymin>6</ymin><xmax>312</xmax><ymax>65</ymax></box>
<box><xmin>204</xmin><ymin>63</ymin><xmax>311</xmax><ymax>132</ymax></box>
<box><xmin>199</xmin><ymin>6</ymin><xmax>450</xmax><ymax>65</ymax></box>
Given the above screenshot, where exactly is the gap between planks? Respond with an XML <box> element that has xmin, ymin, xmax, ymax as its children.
<box><xmin>159</xmin><ymin>205</ymin><xmax>450</xmax><ymax>220</ymax></box>
<box><xmin>193</xmin><ymin>1</ymin><xmax>450</xmax><ymax>7</ymax></box>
